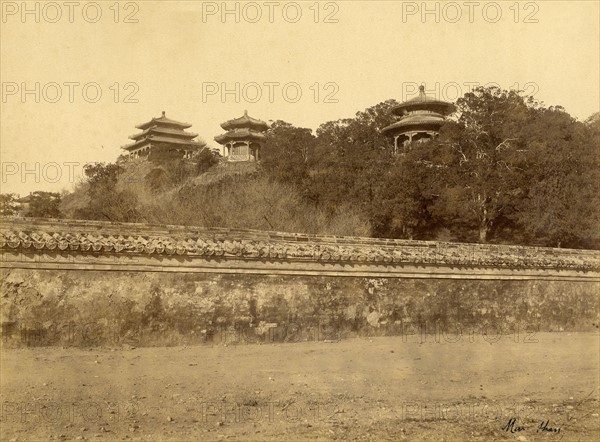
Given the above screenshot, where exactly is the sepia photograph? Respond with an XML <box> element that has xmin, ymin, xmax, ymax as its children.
<box><xmin>1</xmin><ymin>1</ymin><xmax>599</xmax><ymax>440</ymax></box>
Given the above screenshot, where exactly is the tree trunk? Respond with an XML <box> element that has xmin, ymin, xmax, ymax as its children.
<box><xmin>479</xmin><ymin>224</ymin><xmax>489</xmax><ymax>243</ymax></box>
<box><xmin>479</xmin><ymin>200</ymin><xmax>490</xmax><ymax>243</ymax></box>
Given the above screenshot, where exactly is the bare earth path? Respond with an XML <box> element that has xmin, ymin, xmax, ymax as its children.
<box><xmin>1</xmin><ymin>333</ymin><xmax>599</xmax><ymax>441</ymax></box>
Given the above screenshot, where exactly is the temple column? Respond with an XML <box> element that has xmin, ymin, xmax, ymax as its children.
<box><xmin>406</xmin><ymin>133</ymin><xmax>414</xmax><ymax>153</ymax></box>
<box><xmin>215</xmin><ymin>112</ymin><xmax>268</xmax><ymax>162</ymax></box>
<box><xmin>393</xmin><ymin>136</ymin><xmax>399</xmax><ymax>155</ymax></box>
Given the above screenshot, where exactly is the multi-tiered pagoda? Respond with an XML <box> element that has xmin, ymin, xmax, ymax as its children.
<box><xmin>122</xmin><ymin>111</ymin><xmax>205</xmax><ymax>159</ymax></box>
<box><xmin>382</xmin><ymin>85</ymin><xmax>456</xmax><ymax>154</ymax></box>
<box><xmin>214</xmin><ymin>110</ymin><xmax>268</xmax><ymax>161</ymax></box>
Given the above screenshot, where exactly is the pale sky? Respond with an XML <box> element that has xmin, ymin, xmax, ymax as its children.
<box><xmin>1</xmin><ymin>0</ymin><xmax>599</xmax><ymax>194</ymax></box>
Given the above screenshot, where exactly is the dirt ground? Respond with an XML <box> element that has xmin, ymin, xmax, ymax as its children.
<box><xmin>1</xmin><ymin>332</ymin><xmax>599</xmax><ymax>441</ymax></box>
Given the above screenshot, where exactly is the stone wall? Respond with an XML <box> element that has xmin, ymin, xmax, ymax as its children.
<box><xmin>1</xmin><ymin>217</ymin><xmax>599</xmax><ymax>347</ymax></box>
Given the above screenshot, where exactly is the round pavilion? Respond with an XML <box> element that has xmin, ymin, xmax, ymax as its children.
<box><xmin>382</xmin><ymin>85</ymin><xmax>456</xmax><ymax>154</ymax></box>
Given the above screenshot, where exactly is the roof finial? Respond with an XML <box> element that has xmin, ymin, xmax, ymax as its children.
<box><xmin>162</xmin><ymin>111</ymin><xmax>166</xmax><ymax>117</ymax></box>
<box><xmin>244</xmin><ymin>109</ymin><xmax>248</xmax><ymax>116</ymax></box>
<box><xmin>419</xmin><ymin>85</ymin><xmax>425</xmax><ymax>92</ymax></box>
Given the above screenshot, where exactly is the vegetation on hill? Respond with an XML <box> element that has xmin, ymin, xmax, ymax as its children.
<box><xmin>259</xmin><ymin>88</ymin><xmax>599</xmax><ymax>248</ymax></box>
<box><xmin>4</xmin><ymin>86</ymin><xmax>599</xmax><ymax>248</ymax></box>
<box><xmin>1</xmin><ymin>191</ymin><xmax>62</xmax><ymax>218</ymax></box>
<box><xmin>57</xmin><ymin>147</ymin><xmax>368</xmax><ymax>236</ymax></box>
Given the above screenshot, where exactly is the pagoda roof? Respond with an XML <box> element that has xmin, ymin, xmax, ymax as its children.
<box><xmin>130</xmin><ymin>126</ymin><xmax>198</xmax><ymax>141</ymax></box>
<box><xmin>122</xmin><ymin>136</ymin><xmax>205</xmax><ymax>151</ymax></box>
<box><xmin>381</xmin><ymin>113</ymin><xmax>449</xmax><ymax>135</ymax></box>
<box><xmin>135</xmin><ymin>111</ymin><xmax>193</xmax><ymax>130</ymax></box>
<box><xmin>214</xmin><ymin>128</ymin><xmax>267</xmax><ymax>145</ymax></box>
<box><xmin>220</xmin><ymin>110</ymin><xmax>268</xmax><ymax>131</ymax></box>
<box><xmin>391</xmin><ymin>86</ymin><xmax>456</xmax><ymax>116</ymax></box>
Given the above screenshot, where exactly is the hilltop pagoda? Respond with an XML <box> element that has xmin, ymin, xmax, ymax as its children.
<box><xmin>382</xmin><ymin>85</ymin><xmax>456</xmax><ymax>154</ymax></box>
<box><xmin>122</xmin><ymin>111</ymin><xmax>205</xmax><ymax>159</ymax></box>
<box><xmin>214</xmin><ymin>110</ymin><xmax>268</xmax><ymax>162</ymax></box>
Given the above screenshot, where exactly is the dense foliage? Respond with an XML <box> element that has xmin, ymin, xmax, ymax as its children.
<box><xmin>0</xmin><ymin>193</ymin><xmax>19</xmax><ymax>216</ymax></box>
<box><xmin>1</xmin><ymin>191</ymin><xmax>62</xmax><ymax>218</ymax></box>
<box><xmin>261</xmin><ymin>87</ymin><xmax>599</xmax><ymax>248</ymax></box>
<box><xmin>4</xmin><ymin>86</ymin><xmax>599</xmax><ymax>248</ymax></box>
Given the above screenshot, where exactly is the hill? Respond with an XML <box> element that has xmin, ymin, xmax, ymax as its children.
<box><xmin>60</xmin><ymin>155</ymin><xmax>370</xmax><ymax>237</ymax></box>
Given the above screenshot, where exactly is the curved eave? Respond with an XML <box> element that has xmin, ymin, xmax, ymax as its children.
<box><xmin>214</xmin><ymin>132</ymin><xmax>266</xmax><ymax>145</ymax></box>
<box><xmin>129</xmin><ymin>127</ymin><xmax>198</xmax><ymax>141</ymax></box>
<box><xmin>221</xmin><ymin>120</ymin><xmax>269</xmax><ymax>131</ymax></box>
<box><xmin>391</xmin><ymin>101</ymin><xmax>456</xmax><ymax>117</ymax></box>
<box><xmin>121</xmin><ymin>137</ymin><xmax>205</xmax><ymax>151</ymax></box>
<box><xmin>381</xmin><ymin>120</ymin><xmax>448</xmax><ymax>136</ymax></box>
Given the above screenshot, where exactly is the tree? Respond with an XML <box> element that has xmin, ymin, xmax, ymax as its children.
<box><xmin>369</xmin><ymin>155</ymin><xmax>437</xmax><ymax>239</ymax></box>
<box><xmin>0</xmin><ymin>193</ymin><xmax>19</xmax><ymax>216</ymax></box>
<box><xmin>309</xmin><ymin>100</ymin><xmax>398</xmax><ymax>212</ymax></box>
<box><xmin>192</xmin><ymin>146</ymin><xmax>220</xmax><ymax>174</ymax></box>
<box><xmin>73</xmin><ymin>163</ymin><xmax>140</xmax><ymax>222</ymax></box>
<box><xmin>261</xmin><ymin>120</ymin><xmax>317</xmax><ymax>189</ymax></box>
<box><xmin>513</xmin><ymin>109</ymin><xmax>600</xmax><ymax>248</ymax></box>
<box><xmin>399</xmin><ymin>86</ymin><xmax>598</xmax><ymax>247</ymax></box>
<box><xmin>145</xmin><ymin>141</ymin><xmax>216</xmax><ymax>189</ymax></box>
<box><xmin>25</xmin><ymin>191</ymin><xmax>62</xmax><ymax>218</ymax></box>
<box><xmin>148</xmin><ymin>143</ymin><xmax>197</xmax><ymax>188</ymax></box>
<box><xmin>422</xmin><ymin>87</ymin><xmax>533</xmax><ymax>243</ymax></box>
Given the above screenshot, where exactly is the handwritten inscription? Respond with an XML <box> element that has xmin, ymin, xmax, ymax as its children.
<box><xmin>502</xmin><ymin>418</ymin><xmax>561</xmax><ymax>434</ymax></box>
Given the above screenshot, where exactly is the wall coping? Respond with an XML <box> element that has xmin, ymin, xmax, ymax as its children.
<box><xmin>1</xmin><ymin>217</ymin><xmax>599</xmax><ymax>275</ymax></box>
<box><xmin>2</xmin><ymin>216</ymin><xmax>598</xmax><ymax>252</ymax></box>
